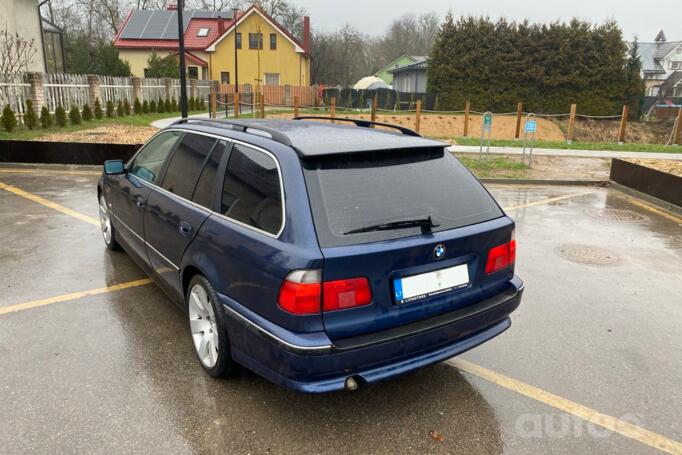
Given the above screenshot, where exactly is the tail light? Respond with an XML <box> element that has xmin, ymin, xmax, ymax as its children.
<box><xmin>278</xmin><ymin>270</ymin><xmax>372</xmax><ymax>314</ymax></box>
<box><xmin>486</xmin><ymin>234</ymin><xmax>516</xmax><ymax>275</ymax></box>
<box><xmin>323</xmin><ymin>278</ymin><xmax>372</xmax><ymax>311</ymax></box>
<box><xmin>278</xmin><ymin>270</ymin><xmax>321</xmax><ymax>315</ymax></box>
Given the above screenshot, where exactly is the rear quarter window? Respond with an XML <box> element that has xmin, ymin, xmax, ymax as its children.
<box><xmin>303</xmin><ymin>148</ymin><xmax>503</xmax><ymax>247</ymax></box>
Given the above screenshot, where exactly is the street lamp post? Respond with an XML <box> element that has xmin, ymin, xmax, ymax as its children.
<box><xmin>177</xmin><ymin>0</ymin><xmax>188</xmax><ymax>118</ymax></box>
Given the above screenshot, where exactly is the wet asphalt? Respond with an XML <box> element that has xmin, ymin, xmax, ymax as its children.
<box><xmin>0</xmin><ymin>168</ymin><xmax>680</xmax><ymax>454</ymax></box>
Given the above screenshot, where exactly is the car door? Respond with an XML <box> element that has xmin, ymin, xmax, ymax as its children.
<box><xmin>106</xmin><ymin>131</ymin><xmax>182</xmax><ymax>262</ymax></box>
<box><xmin>144</xmin><ymin>133</ymin><xmax>228</xmax><ymax>301</ymax></box>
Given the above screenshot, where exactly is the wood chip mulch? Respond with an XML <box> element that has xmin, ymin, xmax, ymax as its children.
<box><xmin>34</xmin><ymin>125</ymin><xmax>157</xmax><ymax>145</ymax></box>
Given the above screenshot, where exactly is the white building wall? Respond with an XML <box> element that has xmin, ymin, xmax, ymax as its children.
<box><xmin>0</xmin><ymin>0</ymin><xmax>46</xmax><ymax>72</ymax></box>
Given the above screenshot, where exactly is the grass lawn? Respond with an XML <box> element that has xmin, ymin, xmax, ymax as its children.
<box><xmin>456</xmin><ymin>155</ymin><xmax>529</xmax><ymax>178</ymax></box>
<box><xmin>0</xmin><ymin>110</ymin><xmax>206</xmax><ymax>141</ymax></box>
<box><xmin>453</xmin><ymin>137</ymin><xmax>680</xmax><ymax>153</ymax></box>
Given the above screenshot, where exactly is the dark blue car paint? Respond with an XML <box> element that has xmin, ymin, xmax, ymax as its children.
<box><xmin>98</xmin><ymin>121</ymin><xmax>523</xmax><ymax>393</ymax></box>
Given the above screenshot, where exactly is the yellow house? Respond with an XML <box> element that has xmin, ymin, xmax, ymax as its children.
<box><xmin>114</xmin><ymin>4</ymin><xmax>311</xmax><ymax>87</ymax></box>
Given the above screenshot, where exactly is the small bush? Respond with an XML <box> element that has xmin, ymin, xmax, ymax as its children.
<box><xmin>55</xmin><ymin>106</ymin><xmax>67</xmax><ymax>127</ymax></box>
<box><xmin>116</xmin><ymin>100</ymin><xmax>124</xmax><ymax>117</ymax></box>
<box><xmin>157</xmin><ymin>98</ymin><xmax>165</xmax><ymax>113</ymax></box>
<box><xmin>149</xmin><ymin>100</ymin><xmax>157</xmax><ymax>113</ymax></box>
<box><xmin>123</xmin><ymin>99</ymin><xmax>131</xmax><ymax>116</ymax></box>
<box><xmin>1</xmin><ymin>104</ymin><xmax>17</xmax><ymax>132</ymax></box>
<box><xmin>197</xmin><ymin>96</ymin><xmax>205</xmax><ymax>110</ymax></box>
<box><xmin>188</xmin><ymin>97</ymin><xmax>196</xmax><ymax>111</ymax></box>
<box><xmin>69</xmin><ymin>105</ymin><xmax>82</xmax><ymax>125</ymax></box>
<box><xmin>82</xmin><ymin>103</ymin><xmax>93</xmax><ymax>121</ymax></box>
<box><xmin>164</xmin><ymin>98</ymin><xmax>171</xmax><ymax>113</ymax></box>
<box><xmin>40</xmin><ymin>106</ymin><xmax>53</xmax><ymax>128</ymax></box>
<box><xmin>171</xmin><ymin>97</ymin><xmax>178</xmax><ymax>112</ymax></box>
<box><xmin>23</xmin><ymin>100</ymin><xmax>38</xmax><ymax>130</ymax></box>
<box><xmin>133</xmin><ymin>98</ymin><xmax>143</xmax><ymax>115</ymax></box>
<box><xmin>106</xmin><ymin>100</ymin><xmax>115</xmax><ymax>118</ymax></box>
<box><xmin>142</xmin><ymin>100</ymin><xmax>150</xmax><ymax>113</ymax></box>
<box><xmin>94</xmin><ymin>99</ymin><xmax>103</xmax><ymax>119</ymax></box>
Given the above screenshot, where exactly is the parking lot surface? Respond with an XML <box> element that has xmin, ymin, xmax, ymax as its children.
<box><xmin>1</xmin><ymin>166</ymin><xmax>681</xmax><ymax>454</ymax></box>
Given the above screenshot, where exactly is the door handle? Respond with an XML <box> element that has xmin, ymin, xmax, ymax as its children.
<box><xmin>179</xmin><ymin>221</ymin><xmax>193</xmax><ymax>236</ymax></box>
<box><xmin>135</xmin><ymin>197</ymin><xmax>145</xmax><ymax>208</ymax></box>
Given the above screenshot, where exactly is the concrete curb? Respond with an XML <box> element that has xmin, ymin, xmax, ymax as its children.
<box><xmin>480</xmin><ymin>178</ymin><xmax>608</xmax><ymax>186</ymax></box>
<box><xmin>609</xmin><ymin>181</ymin><xmax>682</xmax><ymax>218</ymax></box>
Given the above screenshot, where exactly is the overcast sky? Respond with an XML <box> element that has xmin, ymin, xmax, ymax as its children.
<box><xmin>293</xmin><ymin>0</ymin><xmax>677</xmax><ymax>42</ymax></box>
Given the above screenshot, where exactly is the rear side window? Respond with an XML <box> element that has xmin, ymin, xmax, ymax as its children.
<box><xmin>303</xmin><ymin>148</ymin><xmax>503</xmax><ymax>247</ymax></box>
<box><xmin>162</xmin><ymin>133</ymin><xmax>217</xmax><ymax>200</ymax></box>
<box><xmin>191</xmin><ymin>140</ymin><xmax>228</xmax><ymax>209</ymax></box>
<box><xmin>129</xmin><ymin>131</ymin><xmax>181</xmax><ymax>183</ymax></box>
<box><xmin>220</xmin><ymin>144</ymin><xmax>282</xmax><ymax>235</ymax></box>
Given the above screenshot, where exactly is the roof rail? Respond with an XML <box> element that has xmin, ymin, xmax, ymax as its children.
<box><xmin>293</xmin><ymin>116</ymin><xmax>422</xmax><ymax>137</ymax></box>
<box><xmin>172</xmin><ymin>118</ymin><xmax>292</xmax><ymax>146</ymax></box>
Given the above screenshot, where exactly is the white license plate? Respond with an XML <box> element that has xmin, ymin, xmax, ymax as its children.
<box><xmin>393</xmin><ymin>264</ymin><xmax>469</xmax><ymax>304</ymax></box>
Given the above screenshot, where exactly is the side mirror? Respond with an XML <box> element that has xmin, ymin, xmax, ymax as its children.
<box><xmin>104</xmin><ymin>160</ymin><xmax>126</xmax><ymax>175</ymax></box>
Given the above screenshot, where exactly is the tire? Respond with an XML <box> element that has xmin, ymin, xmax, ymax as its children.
<box><xmin>186</xmin><ymin>275</ymin><xmax>236</xmax><ymax>378</ymax></box>
<box><xmin>98</xmin><ymin>193</ymin><xmax>120</xmax><ymax>250</ymax></box>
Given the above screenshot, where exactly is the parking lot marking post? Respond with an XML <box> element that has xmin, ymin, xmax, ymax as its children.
<box><xmin>370</xmin><ymin>97</ymin><xmax>377</xmax><ymax>123</ymax></box>
<box><xmin>415</xmin><ymin>100</ymin><xmax>422</xmax><ymax>132</ymax></box>
<box><xmin>618</xmin><ymin>105</ymin><xmax>629</xmax><ymax>144</ymax></box>
<box><xmin>330</xmin><ymin>97</ymin><xmax>336</xmax><ymax>123</ymax></box>
<box><xmin>567</xmin><ymin>103</ymin><xmax>577</xmax><ymax>143</ymax></box>
<box><xmin>293</xmin><ymin>95</ymin><xmax>299</xmax><ymax>118</ymax></box>
<box><xmin>234</xmin><ymin>90</ymin><xmax>240</xmax><ymax>118</ymax></box>
<box><xmin>479</xmin><ymin>111</ymin><xmax>493</xmax><ymax>161</ymax></box>
<box><xmin>463</xmin><ymin>100</ymin><xmax>470</xmax><ymax>137</ymax></box>
<box><xmin>450</xmin><ymin>359</ymin><xmax>682</xmax><ymax>455</ymax></box>
<box><xmin>522</xmin><ymin>113</ymin><xmax>537</xmax><ymax>167</ymax></box>
<box><xmin>514</xmin><ymin>102</ymin><xmax>523</xmax><ymax>139</ymax></box>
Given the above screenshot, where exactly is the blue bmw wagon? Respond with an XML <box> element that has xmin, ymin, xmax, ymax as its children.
<box><xmin>97</xmin><ymin>117</ymin><xmax>523</xmax><ymax>393</ymax></box>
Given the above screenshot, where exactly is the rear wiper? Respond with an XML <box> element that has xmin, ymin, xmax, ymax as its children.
<box><xmin>344</xmin><ymin>216</ymin><xmax>440</xmax><ymax>235</ymax></box>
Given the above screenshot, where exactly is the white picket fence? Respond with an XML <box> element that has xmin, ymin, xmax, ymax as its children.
<box><xmin>0</xmin><ymin>73</ymin><xmax>210</xmax><ymax>122</ymax></box>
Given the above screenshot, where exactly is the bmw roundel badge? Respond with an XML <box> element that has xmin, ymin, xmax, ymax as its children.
<box><xmin>434</xmin><ymin>244</ymin><xmax>446</xmax><ymax>260</ymax></box>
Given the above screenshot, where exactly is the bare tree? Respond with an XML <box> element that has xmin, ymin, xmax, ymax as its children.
<box><xmin>0</xmin><ymin>25</ymin><xmax>38</xmax><ymax>74</ymax></box>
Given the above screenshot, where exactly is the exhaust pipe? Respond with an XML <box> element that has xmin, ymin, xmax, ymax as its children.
<box><xmin>345</xmin><ymin>376</ymin><xmax>359</xmax><ymax>391</ymax></box>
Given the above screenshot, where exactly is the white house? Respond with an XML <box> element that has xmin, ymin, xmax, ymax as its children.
<box><xmin>637</xmin><ymin>30</ymin><xmax>682</xmax><ymax>97</ymax></box>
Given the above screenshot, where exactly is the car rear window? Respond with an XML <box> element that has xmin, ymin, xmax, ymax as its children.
<box><xmin>302</xmin><ymin>148</ymin><xmax>503</xmax><ymax>247</ymax></box>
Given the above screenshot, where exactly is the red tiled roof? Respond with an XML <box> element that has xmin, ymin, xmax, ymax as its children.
<box><xmin>171</xmin><ymin>51</ymin><xmax>208</xmax><ymax>66</ymax></box>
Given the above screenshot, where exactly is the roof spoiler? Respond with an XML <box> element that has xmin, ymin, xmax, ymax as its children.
<box><xmin>293</xmin><ymin>116</ymin><xmax>422</xmax><ymax>137</ymax></box>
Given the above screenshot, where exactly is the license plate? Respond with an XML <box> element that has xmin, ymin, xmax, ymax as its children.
<box><xmin>393</xmin><ymin>264</ymin><xmax>469</xmax><ymax>305</ymax></box>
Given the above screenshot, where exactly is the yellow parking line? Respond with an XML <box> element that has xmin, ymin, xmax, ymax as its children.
<box><xmin>0</xmin><ymin>278</ymin><xmax>153</xmax><ymax>316</ymax></box>
<box><xmin>0</xmin><ymin>168</ymin><xmax>101</xmax><ymax>176</ymax></box>
<box><xmin>0</xmin><ymin>181</ymin><xmax>99</xmax><ymax>226</ymax></box>
<box><xmin>503</xmin><ymin>190</ymin><xmax>595</xmax><ymax>211</ymax></box>
<box><xmin>450</xmin><ymin>358</ymin><xmax>682</xmax><ymax>455</ymax></box>
<box><xmin>627</xmin><ymin>199</ymin><xmax>682</xmax><ymax>224</ymax></box>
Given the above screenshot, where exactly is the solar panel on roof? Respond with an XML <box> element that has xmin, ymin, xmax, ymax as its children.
<box><xmin>120</xmin><ymin>9</ymin><xmax>234</xmax><ymax>40</ymax></box>
<box><xmin>120</xmin><ymin>10</ymin><xmax>154</xmax><ymax>39</ymax></box>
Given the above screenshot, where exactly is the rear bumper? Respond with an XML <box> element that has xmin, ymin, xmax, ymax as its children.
<box><xmin>219</xmin><ymin>276</ymin><xmax>523</xmax><ymax>393</ymax></box>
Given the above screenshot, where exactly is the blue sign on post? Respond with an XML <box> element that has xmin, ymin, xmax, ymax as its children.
<box><xmin>525</xmin><ymin>119</ymin><xmax>537</xmax><ymax>133</ymax></box>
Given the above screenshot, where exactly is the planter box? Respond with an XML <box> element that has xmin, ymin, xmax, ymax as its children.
<box><xmin>610</xmin><ymin>158</ymin><xmax>682</xmax><ymax>207</ymax></box>
<box><xmin>0</xmin><ymin>140</ymin><xmax>142</xmax><ymax>165</ymax></box>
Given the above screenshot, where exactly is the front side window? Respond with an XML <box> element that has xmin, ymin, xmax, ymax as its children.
<box><xmin>249</xmin><ymin>33</ymin><xmax>263</xmax><ymax>50</ymax></box>
<box><xmin>129</xmin><ymin>131</ymin><xmax>182</xmax><ymax>183</ymax></box>
<box><xmin>270</xmin><ymin>33</ymin><xmax>276</xmax><ymax>50</ymax></box>
<box><xmin>221</xmin><ymin>144</ymin><xmax>282</xmax><ymax>235</ymax></box>
<box><xmin>187</xmin><ymin>66</ymin><xmax>199</xmax><ymax>79</ymax></box>
<box><xmin>221</xmin><ymin>72</ymin><xmax>230</xmax><ymax>84</ymax></box>
<box><xmin>192</xmin><ymin>140</ymin><xmax>228</xmax><ymax>209</ymax></box>
<box><xmin>161</xmin><ymin>133</ymin><xmax>218</xmax><ymax>200</ymax></box>
<box><xmin>235</xmin><ymin>32</ymin><xmax>242</xmax><ymax>49</ymax></box>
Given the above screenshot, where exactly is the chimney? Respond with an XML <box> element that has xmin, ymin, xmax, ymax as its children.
<box><xmin>303</xmin><ymin>16</ymin><xmax>310</xmax><ymax>53</ymax></box>
<box><xmin>166</xmin><ymin>2</ymin><xmax>178</xmax><ymax>10</ymax></box>
<box><xmin>218</xmin><ymin>19</ymin><xmax>226</xmax><ymax>36</ymax></box>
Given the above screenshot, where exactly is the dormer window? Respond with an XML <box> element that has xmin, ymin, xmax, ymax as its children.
<box><xmin>197</xmin><ymin>28</ymin><xmax>209</xmax><ymax>37</ymax></box>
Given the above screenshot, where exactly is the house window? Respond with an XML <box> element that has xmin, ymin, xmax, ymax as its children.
<box><xmin>187</xmin><ymin>66</ymin><xmax>199</xmax><ymax>79</ymax></box>
<box><xmin>249</xmin><ymin>33</ymin><xmax>263</xmax><ymax>50</ymax></box>
<box><xmin>235</xmin><ymin>32</ymin><xmax>242</xmax><ymax>49</ymax></box>
<box><xmin>265</xmin><ymin>73</ymin><xmax>280</xmax><ymax>86</ymax></box>
<box><xmin>670</xmin><ymin>62</ymin><xmax>681</xmax><ymax>70</ymax></box>
<box><xmin>221</xmin><ymin>72</ymin><xmax>230</xmax><ymax>84</ymax></box>
<box><xmin>270</xmin><ymin>33</ymin><xmax>277</xmax><ymax>50</ymax></box>
<box><xmin>197</xmin><ymin>27</ymin><xmax>209</xmax><ymax>37</ymax></box>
